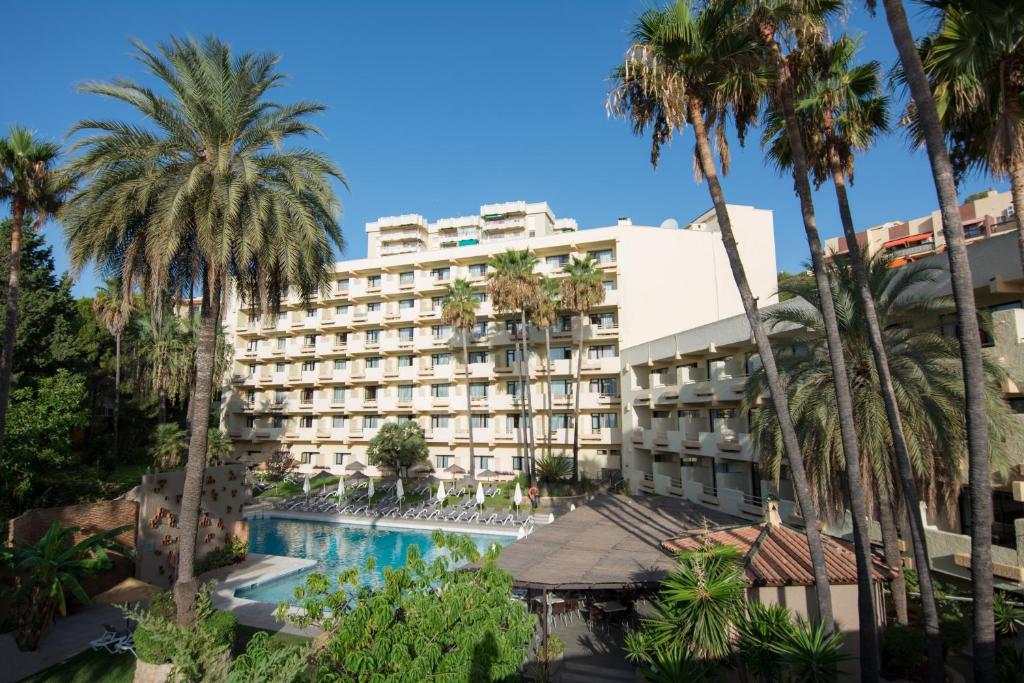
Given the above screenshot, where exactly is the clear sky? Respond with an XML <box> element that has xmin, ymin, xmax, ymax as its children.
<box><xmin>2</xmin><ymin>0</ymin><xmax>1007</xmax><ymax>298</ymax></box>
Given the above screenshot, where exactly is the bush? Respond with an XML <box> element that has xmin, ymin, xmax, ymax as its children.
<box><xmin>881</xmin><ymin>623</ymin><xmax>926</xmax><ymax>680</ymax></box>
<box><xmin>535</xmin><ymin>455</ymin><xmax>572</xmax><ymax>483</ymax></box>
<box><xmin>537</xmin><ymin>634</ymin><xmax>565</xmax><ymax>662</ymax></box>
<box><xmin>196</xmin><ymin>536</ymin><xmax>248</xmax><ymax>574</ymax></box>
<box><xmin>132</xmin><ymin>588</ymin><xmax>237</xmax><ymax>665</ymax></box>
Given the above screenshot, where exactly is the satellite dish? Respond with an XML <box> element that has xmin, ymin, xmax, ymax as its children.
<box><xmin>659</xmin><ymin>218</ymin><xmax>679</xmax><ymax>229</ymax></box>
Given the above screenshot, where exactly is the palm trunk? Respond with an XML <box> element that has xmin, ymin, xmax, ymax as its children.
<box><xmin>113</xmin><ymin>332</ymin><xmax>121</xmax><ymax>466</ymax></box>
<box><xmin>766</xmin><ymin>38</ymin><xmax>879</xmax><ymax>679</ymax></box>
<box><xmin>544</xmin><ymin>327</ymin><xmax>553</xmax><ymax>458</ymax></box>
<box><xmin>877</xmin><ymin>486</ymin><xmax>908</xmax><ymax>625</ymax></box>
<box><xmin>462</xmin><ymin>333</ymin><xmax>475</xmax><ymax>478</ymax></box>
<box><xmin>1010</xmin><ymin>156</ymin><xmax>1024</xmax><ymax>277</ymax></box>
<box><xmin>158</xmin><ymin>387</ymin><xmax>167</xmax><ymax>424</ymax></box>
<box><xmin>514</xmin><ymin>319</ymin><xmax>532</xmax><ymax>485</ymax></box>
<box><xmin>519</xmin><ymin>311</ymin><xmax>537</xmax><ymax>480</ymax></box>
<box><xmin>830</xmin><ymin>156</ymin><xmax>944</xmax><ymax>680</ymax></box>
<box><xmin>687</xmin><ymin>96</ymin><xmax>835</xmax><ymax>628</ymax></box>
<box><xmin>571</xmin><ymin>312</ymin><xmax>585</xmax><ymax>484</ymax></box>
<box><xmin>881</xmin><ymin>3</ymin><xmax>995</xmax><ymax>677</ymax></box>
<box><xmin>0</xmin><ymin>200</ymin><xmax>26</xmax><ymax>457</ymax></box>
<box><xmin>173</xmin><ymin>273</ymin><xmax>221</xmax><ymax>625</ymax></box>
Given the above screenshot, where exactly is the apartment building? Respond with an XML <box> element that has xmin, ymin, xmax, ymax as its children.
<box><xmin>624</xmin><ymin>203</ymin><xmax>1024</xmax><ymax>589</ymax></box>
<box><xmin>220</xmin><ymin>201</ymin><xmax>777</xmax><ymax>481</ymax></box>
<box><xmin>824</xmin><ymin>188</ymin><xmax>1017</xmax><ymax>265</ymax></box>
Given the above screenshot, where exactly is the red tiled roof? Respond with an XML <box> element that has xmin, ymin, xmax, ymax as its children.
<box><xmin>661</xmin><ymin>524</ymin><xmax>896</xmax><ymax>587</ymax></box>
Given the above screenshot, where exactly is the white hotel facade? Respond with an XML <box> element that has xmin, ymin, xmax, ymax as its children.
<box><xmin>220</xmin><ymin>200</ymin><xmax>778</xmax><ymax>478</ymax></box>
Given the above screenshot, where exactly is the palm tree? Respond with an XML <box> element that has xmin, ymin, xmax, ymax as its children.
<box><xmin>63</xmin><ymin>36</ymin><xmax>345</xmax><ymax>624</ymax></box>
<box><xmin>763</xmin><ymin>35</ymin><xmax>944</xmax><ymax>678</ymax></box>
<box><xmin>736</xmin><ymin>3</ymin><xmax>880</xmax><ymax>673</ymax></box>
<box><xmin>151</xmin><ymin>421</ymin><xmax>188</xmax><ymax>470</ymax></box>
<box><xmin>530</xmin><ymin>276</ymin><xmax>560</xmax><ymax>457</ymax></box>
<box><xmin>487</xmin><ymin>249</ymin><xmax>541</xmax><ymax>483</ymax></box>
<box><xmin>0</xmin><ymin>127</ymin><xmax>72</xmax><ymax>457</ymax></box>
<box><xmin>915</xmin><ymin>1</ymin><xmax>1024</xmax><ymax>271</ymax></box>
<box><xmin>608</xmin><ymin>0</ymin><xmax>837</xmax><ymax>627</ymax></box>
<box><xmin>442</xmin><ymin>278</ymin><xmax>480</xmax><ymax>477</ymax></box>
<box><xmin>92</xmin><ymin>277</ymin><xmax>134</xmax><ymax>466</ymax></box>
<box><xmin>560</xmin><ymin>256</ymin><xmax>604</xmax><ymax>483</ymax></box>
<box><xmin>134</xmin><ymin>309</ymin><xmax>194</xmax><ymax>424</ymax></box>
<box><xmin>875</xmin><ymin>0</ymin><xmax>998</xmax><ymax>675</ymax></box>
<box><xmin>206</xmin><ymin>427</ymin><xmax>233</xmax><ymax>464</ymax></box>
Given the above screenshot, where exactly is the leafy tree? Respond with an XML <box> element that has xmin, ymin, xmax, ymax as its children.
<box><xmin>65</xmin><ymin>35</ymin><xmax>346</xmax><ymax>624</ymax></box>
<box><xmin>0</xmin><ymin>127</ymin><xmax>74</xmax><ymax>459</ymax></box>
<box><xmin>151</xmin><ymin>422</ymin><xmax>187</xmax><ymax>471</ymax></box>
<box><xmin>535</xmin><ymin>454</ymin><xmax>573</xmax><ymax>484</ymax></box>
<box><xmin>366</xmin><ymin>421</ymin><xmax>429</xmax><ymax>476</ymax></box>
<box><xmin>2</xmin><ymin>369</ymin><xmax>88</xmax><ymax>515</ymax></box>
<box><xmin>263</xmin><ymin>450</ymin><xmax>297</xmax><ymax>481</ymax></box>
<box><xmin>777</xmin><ymin>270</ymin><xmax>813</xmax><ymax>300</ymax></box>
<box><xmin>441</xmin><ymin>278</ymin><xmax>479</xmax><ymax>476</ymax></box>
<box><xmin>270</xmin><ymin>531</ymin><xmax>534</xmax><ymax>681</ymax></box>
<box><xmin>5</xmin><ymin>521</ymin><xmax>128</xmax><ymax>651</ymax></box>
<box><xmin>133</xmin><ymin>309</ymin><xmax>194</xmax><ymax>424</ymax></box>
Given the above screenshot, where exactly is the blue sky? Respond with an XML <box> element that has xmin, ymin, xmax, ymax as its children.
<box><xmin>2</xmin><ymin>1</ymin><xmax>1006</xmax><ymax>298</ymax></box>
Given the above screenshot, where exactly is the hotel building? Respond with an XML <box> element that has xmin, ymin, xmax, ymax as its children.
<box><xmin>220</xmin><ymin>200</ymin><xmax>778</xmax><ymax>479</ymax></box>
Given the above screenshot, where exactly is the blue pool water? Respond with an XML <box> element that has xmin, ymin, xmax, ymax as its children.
<box><xmin>236</xmin><ymin>516</ymin><xmax>515</xmax><ymax>604</ymax></box>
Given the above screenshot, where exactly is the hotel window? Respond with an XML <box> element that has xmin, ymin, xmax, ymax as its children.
<box><xmin>431</xmin><ymin>267</ymin><xmax>451</xmax><ymax>281</ymax></box>
<box><xmin>555</xmin><ymin>315</ymin><xmax>572</xmax><ymax>332</ymax></box>
<box><xmin>602</xmin><ymin>280</ymin><xmax>617</xmax><ymax>292</ymax></box>
<box><xmin>506</xmin><ymin>381</ymin><xmax>523</xmax><ymax>397</ymax></box>
<box><xmin>277</xmin><ymin>311</ymin><xmax>287</xmax><ymax>323</ymax></box>
<box><xmin>436</xmin><ymin>454</ymin><xmax>453</xmax><ymax>469</ymax></box>
<box><xmin>432</xmin><ymin>324</ymin><xmax>452</xmax><ymax>339</ymax></box>
<box><xmin>300</xmin><ymin>416</ymin><xmax>314</xmax><ymax>428</ymax></box>
<box><xmin>504</xmin><ymin>319</ymin><xmax>520</xmax><ymax>334</ymax></box>
<box><xmin>275</xmin><ymin>362</ymin><xmax>286</xmax><ymax>372</ymax></box>
<box><xmin>549</xmin><ymin>346</ymin><xmax>572</xmax><ymax>361</ymax></box>
<box><xmin>468</xmin><ymin>350</ymin><xmax>488</xmax><ymax>364</ymax></box>
<box><xmin>470</xmin><ymin>414</ymin><xmax>490</xmax><ymax>428</ymax></box>
<box><xmin>366</xmin><ymin>329</ymin><xmax>381</xmax><ymax>344</ymax></box>
<box><xmin>591</xmin><ymin>413</ymin><xmax>618</xmax><ymax>430</ymax></box>
<box><xmin>271</xmin><ymin>416</ymin><xmax>285</xmax><ymax>430</ymax></box>
<box><xmin>302</xmin><ymin>359</ymin><xmax>316</xmax><ymax>371</ymax></box>
<box><xmin>512</xmin><ymin>456</ymin><xmax>525</xmax><ymax>471</ymax></box>
<box><xmin>430</xmin><ymin>414</ymin><xmax>450</xmax><ymax>429</ymax></box>
<box><xmin>276</xmin><ymin>337</ymin><xmax>287</xmax><ymax>350</ymax></box>
<box><xmin>431</xmin><ymin>296</ymin><xmax>444</xmax><ymax>310</ymax></box>
<box><xmin>336</xmin><ymin>278</ymin><xmax>350</xmax><ymax>292</ymax></box>
<box><xmin>471</xmin><ymin>321</ymin><xmax>487</xmax><ymax>337</ymax></box>
<box><xmin>432</xmin><ymin>352</ymin><xmax>452</xmax><ymax>365</ymax></box>
<box><xmin>399</xmin><ymin>298</ymin><xmax>415</xmax><ymax>310</ymax></box>
<box><xmin>588</xmin><ymin>248</ymin><xmax>614</xmax><ymax>264</ymax></box>
<box><xmin>551</xmin><ymin>379</ymin><xmax>573</xmax><ymax>397</ymax></box>
<box><xmin>397</xmin><ymin>384</ymin><xmax>414</xmax><ymax>400</ymax></box>
<box><xmin>248</xmin><ymin>365</ymin><xmax>257</xmax><ymax>376</ymax></box>
<box><xmin>367</xmin><ymin>274</ymin><xmax>381</xmax><ymax>288</ymax></box>
<box><xmin>469</xmin><ymin>382</ymin><xmax>489</xmax><ymax>399</ymax></box>
<box><xmin>399</xmin><ymin>271</ymin><xmax>415</xmax><ymax>285</ymax></box>
<box><xmin>306</xmin><ymin>308</ymin><xmax>317</xmax><ymax>319</ymax></box>
<box><xmin>274</xmin><ymin>390</ymin><xmax>287</xmax><ymax>404</ymax></box>
<box><xmin>246</xmin><ymin>339</ymin><xmax>258</xmax><ymax>352</ymax></box>
<box><xmin>398</xmin><ymin>354</ymin><xmax>415</xmax><ymax>367</ymax></box>
<box><xmin>397</xmin><ymin>414</ymin><xmax>414</xmax><ymax>424</ymax></box>
<box><xmin>335</xmin><ymin>453</ymin><xmax>346</xmax><ymax>465</ymax></box>
<box><xmin>430</xmin><ymin>383</ymin><xmax>450</xmax><ymax>398</ymax></box>
<box><xmin>365</xmin><ymin>386</ymin><xmax>379</xmax><ymax>401</ymax></box>
<box><xmin>300</xmin><ymin>452</ymin><xmax>313</xmax><ymax>464</ymax></box>
<box><xmin>399</xmin><ymin>327</ymin><xmax>415</xmax><ymax>342</ymax></box>
<box><xmin>506</xmin><ymin>414</ymin><xmax>522</xmax><ymax>431</ymax></box>
<box><xmin>332</xmin><ymin>387</ymin><xmax>346</xmax><ymax>403</ymax></box>
<box><xmin>551</xmin><ymin>413</ymin><xmax>574</xmax><ymax>430</ymax></box>
<box><xmin>588</xmin><ymin>344</ymin><xmax>617</xmax><ymax>359</ymax></box>
<box><xmin>590</xmin><ymin>377</ymin><xmax>618</xmax><ymax>396</ymax></box>
<box><xmin>546</xmin><ymin>254</ymin><xmax>569</xmax><ymax>268</ymax></box>
<box><xmin>468</xmin><ymin>263</ymin><xmax>487</xmax><ymax>277</ymax></box>
<box><xmin>472</xmin><ymin>291</ymin><xmax>487</xmax><ymax>303</ymax></box>
<box><xmin>336</xmin><ymin>304</ymin><xmax>350</xmax><ymax>316</ymax></box>
<box><xmin>245</xmin><ymin>415</ymin><xmax>255</xmax><ymax>428</ymax></box>
<box><xmin>366</xmin><ymin>356</ymin><xmax>381</xmax><ymax>369</ymax></box>
<box><xmin>475</xmin><ymin>455</ymin><xmax>492</xmax><ymax>470</ymax></box>
<box><xmin>367</xmin><ymin>301</ymin><xmax>381</xmax><ymax>312</ymax></box>
<box><xmin>364</xmin><ymin>415</ymin><xmax>381</xmax><ymax>429</ymax></box>
<box><xmin>303</xmin><ymin>333</ymin><xmax>317</xmax><ymax>347</ymax></box>
<box><xmin>333</xmin><ymin>359</ymin><xmax>347</xmax><ymax>370</ymax></box>
<box><xmin>505</xmin><ymin>348</ymin><xmax>524</xmax><ymax>365</ymax></box>
<box><xmin>332</xmin><ymin>416</ymin><xmax>346</xmax><ymax>428</ymax></box>
<box><xmin>335</xmin><ymin>332</ymin><xmax>348</xmax><ymax>346</ymax></box>
<box><xmin>590</xmin><ymin>312</ymin><xmax>615</xmax><ymax>329</ymax></box>
<box><xmin>300</xmin><ymin>389</ymin><xmax>314</xmax><ymax>404</ymax></box>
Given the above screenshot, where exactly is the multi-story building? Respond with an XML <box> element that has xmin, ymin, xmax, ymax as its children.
<box><xmin>825</xmin><ymin>188</ymin><xmax>1017</xmax><ymax>265</ymax></box>
<box><xmin>625</xmin><ymin>192</ymin><xmax>1024</xmax><ymax>589</ymax></box>
<box><xmin>220</xmin><ymin>201</ymin><xmax>778</xmax><ymax>480</ymax></box>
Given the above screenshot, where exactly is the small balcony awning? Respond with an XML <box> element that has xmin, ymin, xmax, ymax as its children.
<box><xmin>884</xmin><ymin>232</ymin><xmax>932</xmax><ymax>249</ymax></box>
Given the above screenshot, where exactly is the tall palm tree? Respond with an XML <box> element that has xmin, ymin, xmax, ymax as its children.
<box><xmin>93</xmin><ymin>277</ymin><xmax>134</xmax><ymax>466</ymax></box>
<box><xmin>560</xmin><ymin>256</ymin><xmax>604</xmax><ymax>483</ymax></box>
<box><xmin>134</xmin><ymin>309</ymin><xmax>194</xmax><ymax>424</ymax></box>
<box><xmin>487</xmin><ymin>249</ymin><xmax>541</xmax><ymax>483</ymax></box>
<box><xmin>63</xmin><ymin>36</ymin><xmax>345</xmax><ymax>624</ymax></box>
<box><xmin>915</xmin><ymin>0</ymin><xmax>1024</xmax><ymax>270</ymax></box>
<box><xmin>530</xmin><ymin>276</ymin><xmax>560</xmax><ymax>457</ymax></box>
<box><xmin>763</xmin><ymin>35</ymin><xmax>944</xmax><ymax>679</ymax></box>
<box><xmin>608</xmin><ymin>0</ymin><xmax>837</xmax><ymax>628</ymax></box>
<box><xmin>734</xmin><ymin>3</ymin><xmax>880</xmax><ymax>673</ymax></box>
<box><xmin>0</xmin><ymin>127</ymin><xmax>72</xmax><ymax>457</ymax></box>
<box><xmin>874</xmin><ymin>0</ymin><xmax>998</xmax><ymax>675</ymax></box>
<box><xmin>442</xmin><ymin>278</ymin><xmax>480</xmax><ymax>477</ymax></box>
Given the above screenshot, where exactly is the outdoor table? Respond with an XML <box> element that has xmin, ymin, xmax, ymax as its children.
<box><xmin>593</xmin><ymin>600</ymin><xmax>627</xmax><ymax>614</ymax></box>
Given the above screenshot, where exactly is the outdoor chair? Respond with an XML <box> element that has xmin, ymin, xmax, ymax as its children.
<box><xmin>480</xmin><ymin>513</ymin><xmax>497</xmax><ymax>525</ymax></box>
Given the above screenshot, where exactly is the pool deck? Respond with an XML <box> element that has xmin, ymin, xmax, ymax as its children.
<box><xmin>247</xmin><ymin>505</ymin><xmax>525</xmax><ymax>538</ymax></box>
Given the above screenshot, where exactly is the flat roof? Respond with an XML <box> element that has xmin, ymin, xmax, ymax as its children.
<box><xmin>495</xmin><ymin>494</ymin><xmax>743</xmax><ymax>591</ymax></box>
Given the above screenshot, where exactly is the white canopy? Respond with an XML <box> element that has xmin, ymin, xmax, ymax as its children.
<box><xmin>302</xmin><ymin>474</ymin><xmax>310</xmax><ymax>494</ymax></box>
<box><xmin>436</xmin><ymin>481</ymin><xmax>446</xmax><ymax>502</ymax></box>
<box><xmin>337</xmin><ymin>477</ymin><xmax>345</xmax><ymax>498</ymax></box>
<box><xmin>513</xmin><ymin>482</ymin><xmax>523</xmax><ymax>508</ymax></box>
<box><xmin>475</xmin><ymin>482</ymin><xmax>485</xmax><ymax>507</ymax></box>
<box><xmin>367</xmin><ymin>478</ymin><xmax>375</xmax><ymax>500</ymax></box>
<box><xmin>396</xmin><ymin>478</ymin><xmax>405</xmax><ymax>500</ymax></box>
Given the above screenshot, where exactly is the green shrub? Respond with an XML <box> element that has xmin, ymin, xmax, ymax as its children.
<box><xmin>132</xmin><ymin>587</ymin><xmax>237</xmax><ymax>665</ymax></box>
<box><xmin>205</xmin><ymin>610</ymin><xmax>238</xmax><ymax>650</ymax></box>
<box><xmin>881</xmin><ymin>623</ymin><xmax>925</xmax><ymax>680</ymax></box>
<box><xmin>196</xmin><ymin>536</ymin><xmax>248</xmax><ymax>574</ymax></box>
<box><xmin>537</xmin><ymin>634</ymin><xmax>565</xmax><ymax>662</ymax></box>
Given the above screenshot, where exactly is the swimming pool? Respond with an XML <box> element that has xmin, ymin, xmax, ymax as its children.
<box><xmin>236</xmin><ymin>516</ymin><xmax>515</xmax><ymax>604</ymax></box>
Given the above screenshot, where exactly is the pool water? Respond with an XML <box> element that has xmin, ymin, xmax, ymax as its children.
<box><xmin>236</xmin><ymin>516</ymin><xmax>515</xmax><ymax>604</ymax></box>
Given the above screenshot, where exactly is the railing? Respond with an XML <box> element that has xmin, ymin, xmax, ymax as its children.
<box><xmin>742</xmin><ymin>492</ymin><xmax>764</xmax><ymax>509</ymax></box>
<box><xmin>702</xmin><ymin>483</ymin><xmax>718</xmax><ymax>498</ymax></box>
